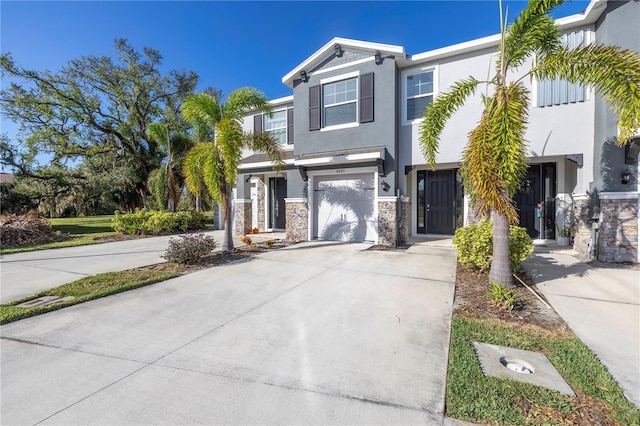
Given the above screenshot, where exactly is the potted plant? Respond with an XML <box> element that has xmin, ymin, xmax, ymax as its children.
<box><xmin>556</xmin><ymin>224</ymin><xmax>572</xmax><ymax>246</ymax></box>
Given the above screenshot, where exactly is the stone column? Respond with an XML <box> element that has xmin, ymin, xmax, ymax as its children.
<box><xmin>573</xmin><ymin>194</ymin><xmax>593</xmax><ymax>261</ymax></box>
<box><xmin>257</xmin><ymin>177</ymin><xmax>266</xmax><ymax>231</ymax></box>
<box><xmin>234</xmin><ymin>199</ymin><xmax>252</xmax><ymax>236</ymax></box>
<box><xmin>378</xmin><ymin>197</ymin><xmax>399</xmax><ymax>247</ymax></box>
<box><xmin>598</xmin><ymin>193</ymin><xmax>638</xmax><ymax>263</ymax></box>
<box><xmin>399</xmin><ymin>196</ymin><xmax>411</xmax><ymax>246</ymax></box>
<box><xmin>285</xmin><ymin>198</ymin><xmax>308</xmax><ymax>242</ymax></box>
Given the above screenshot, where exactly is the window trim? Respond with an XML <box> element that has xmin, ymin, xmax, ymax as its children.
<box><xmin>319</xmin><ymin>71</ymin><xmax>360</xmax><ymax>132</ymax></box>
<box><xmin>262</xmin><ymin>107</ymin><xmax>294</xmax><ymax>146</ymax></box>
<box><xmin>402</xmin><ymin>66</ymin><xmax>437</xmax><ymax>126</ymax></box>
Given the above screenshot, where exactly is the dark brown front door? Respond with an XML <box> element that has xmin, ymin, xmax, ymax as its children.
<box><xmin>427</xmin><ymin>170</ymin><xmax>454</xmax><ymax>234</ymax></box>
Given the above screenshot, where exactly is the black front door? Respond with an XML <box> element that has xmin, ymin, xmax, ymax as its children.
<box><xmin>427</xmin><ymin>170</ymin><xmax>454</xmax><ymax>234</ymax></box>
<box><xmin>269</xmin><ymin>177</ymin><xmax>287</xmax><ymax>229</ymax></box>
<box><xmin>514</xmin><ymin>166</ymin><xmax>541</xmax><ymax>238</ymax></box>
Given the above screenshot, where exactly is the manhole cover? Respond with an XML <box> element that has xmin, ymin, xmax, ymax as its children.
<box><xmin>500</xmin><ymin>357</ymin><xmax>534</xmax><ymax>374</ymax></box>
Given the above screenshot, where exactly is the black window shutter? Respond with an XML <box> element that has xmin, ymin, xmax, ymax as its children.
<box><xmin>254</xmin><ymin>114</ymin><xmax>263</xmax><ymax>132</ymax></box>
<box><xmin>309</xmin><ymin>85</ymin><xmax>320</xmax><ymax>131</ymax></box>
<box><xmin>287</xmin><ymin>108</ymin><xmax>294</xmax><ymax>144</ymax></box>
<box><xmin>360</xmin><ymin>73</ymin><xmax>374</xmax><ymax>123</ymax></box>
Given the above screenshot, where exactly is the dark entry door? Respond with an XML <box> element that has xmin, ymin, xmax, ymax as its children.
<box><xmin>513</xmin><ymin>165</ymin><xmax>541</xmax><ymax>238</ymax></box>
<box><xmin>426</xmin><ymin>170</ymin><xmax>454</xmax><ymax>235</ymax></box>
<box><xmin>269</xmin><ymin>177</ymin><xmax>287</xmax><ymax>229</ymax></box>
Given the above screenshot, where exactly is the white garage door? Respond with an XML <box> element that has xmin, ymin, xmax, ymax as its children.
<box><xmin>313</xmin><ymin>173</ymin><xmax>377</xmax><ymax>242</ymax></box>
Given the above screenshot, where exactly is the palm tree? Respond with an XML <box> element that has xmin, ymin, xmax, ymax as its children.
<box><xmin>420</xmin><ymin>0</ymin><xmax>640</xmax><ymax>286</ymax></box>
<box><xmin>146</xmin><ymin>123</ymin><xmax>193</xmax><ymax>212</ymax></box>
<box><xmin>181</xmin><ymin>88</ymin><xmax>285</xmax><ymax>252</ymax></box>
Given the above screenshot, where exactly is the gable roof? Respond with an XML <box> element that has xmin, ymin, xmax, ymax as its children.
<box><xmin>282</xmin><ymin>37</ymin><xmax>405</xmax><ymax>88</ymax></box>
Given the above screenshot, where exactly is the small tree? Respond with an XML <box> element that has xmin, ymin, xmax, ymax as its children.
<box><xmin>421</xmin><ymin>0</ymin><xmax>640</xmax><ymax>286</ymax></box>
<box><xmin>182</xmin><ymin>89</ymin><xmax>284</xmax><ymax>252</ymax></box>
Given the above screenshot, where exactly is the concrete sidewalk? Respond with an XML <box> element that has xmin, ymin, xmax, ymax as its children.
<box><xmin>0</xmin><ymin>230</ymin><xmax>284</xmax><ymax>303</ymax></box>
<box><xmin>1</xmin><ymin>241</ymin><xmax>457</xmax><ymax>425</ymax></box>
<box><xmin>523</xmin><ymin>246</ymin><xmax>640</xmax><ymax>409</ymax></box>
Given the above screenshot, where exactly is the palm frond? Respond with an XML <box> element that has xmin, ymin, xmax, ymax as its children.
<box><xmin>182</xmin><ymin>142</ymin><xmax>210</xmax><ymax>198</ymax></box>
<box><xmin>243</xmin><ymin>131</ymin><xmax>285</xmax><ymax>173</ymax></box>
<box><xmin>500</xmin><ymin>0</ymin><xmax>563</xmax><ymax>69</ymax></box>
<box><xmin>215</xmin><ymin>117</ymin><xmax>243</xmax><ymax>188</ymax></box>
<box><xmin>420</xmin><ymin>77</ymin><xmax>480</xmax><ymax>168</ymax></box>
<box><xmin>146</xmin><ymin>122</ymin><xmax>169</xmax><ymax>149</ymax></box>
<box><xmin>181</xmin><ymin>93</ymin><xmax>222</xmax><ymax>128</ymax></box>
<box><xmin>533</xmin><ymin>44</ymin><xmax>640</xmax><ymax>143</ymax></box>
<box><xmin>461</xmin><ymin>83</ymin><xmax>529</xmax><ymax>223</ymax></box>
<box><xmin>224</xmin><ymin>87</ymin><xmax>273</xmax><ymax>121</ymax></box>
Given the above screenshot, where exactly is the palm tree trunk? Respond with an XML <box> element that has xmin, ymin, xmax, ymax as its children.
<box><xmin>221</xmin><ymin>185</ymin><xmax>234</xmax><ymax>252</ymax></box>
<box><xmin>489</xmin><ymin>209</ymin><xmax>512</xmax><ymax>286</ymax></box>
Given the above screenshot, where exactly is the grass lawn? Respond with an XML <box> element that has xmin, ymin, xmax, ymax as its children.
<box><xmin>0</xmin><ymin>269</ymin><xmax>179</xmax><ymax>324</ymax></box>
<box><xmin>49</xmin><ymin>215</ymin><xmax>116</xmax><ymax>235</ymax></box>
<box><xmin>447</xmin><ymin>315</ymin><xmax>640</xmax><ymax>425</ymax></box>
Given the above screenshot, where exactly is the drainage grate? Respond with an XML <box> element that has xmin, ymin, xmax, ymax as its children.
<box><xmin>17</xmin><ymin>296</ymin><xmax>75</xmax><ymax>308</ymax></box>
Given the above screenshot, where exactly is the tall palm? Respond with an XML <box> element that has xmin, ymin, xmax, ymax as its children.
<box><xmin>420</xmin><ymin>0</ymin><xmax>640</xmax><ymax>285</ymax></box>
<box><xmin>181</xmin><ymin>88</ymin><xmax>284</xmax><ymax>252</ymax></box>
<box><xmin>146</xmin><ymin>122</ymin><xmax>190</xmax><ymax>212</ymax></box>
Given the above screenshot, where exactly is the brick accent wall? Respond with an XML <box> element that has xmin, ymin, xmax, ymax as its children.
<box><xmin>598</xmin><ymin>196</ymin><xmax>638</xmax><ymax>263</ymax></box>
<box><xmin>573</xmin><ymin>196</ymin><xmax>593</xmax><ymax>261</ymax></box>
<box><xmin>285</xmin><ymin>199</ymin><xmax>308</xmax><ymax>242</ymax></box>
<box><xmin>378</xmin><ymin>198</ymin><xmax>398</xmax><ymax>247</ymax></box>
<box><xmin>399</xmin><ymin>198</ymin><xmax>410</xmax><ymax>246</ymax></box>
<box><xmin>257</xmin><ymin>178</ymin><xmax>265</xmax><ymax>231</ymax></box>
<box><xmin>234</xmin><ymin>200</ymin><xmax>252</xmax><ymax>236</ymax></box>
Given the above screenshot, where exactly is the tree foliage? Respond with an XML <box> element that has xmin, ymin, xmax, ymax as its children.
<box><xmin>0</xmin><ymin>39</ymin><xmax>199</xmax><ymax>210</ymax></box>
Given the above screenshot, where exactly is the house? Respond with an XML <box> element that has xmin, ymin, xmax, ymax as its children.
<box><xmin>235</xmin><ymin>0</ymin><xmax>639</xmax><ymax>263</ymax></box>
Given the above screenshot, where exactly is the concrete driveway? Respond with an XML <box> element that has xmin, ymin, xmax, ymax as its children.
<box><xmin>0</xmin><ymin>241</ymin><xmax>456</xmax><ymax>425</ymax></box>
<box><xmin>0</xmin><ymin>230</ymin><xmax>281</xmax><ymax>303</ymax></box>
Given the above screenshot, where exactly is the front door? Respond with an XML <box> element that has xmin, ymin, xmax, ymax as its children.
<box><xmin>427</xmin><ymin>170</ymin><xmax>454</xmax><ymax>234</ymax></box>
<box><xmin>514</xmin><ymin>166</ymin><xmax>541</xmax><ymax>238</ymax></box>
<box><xmin>268</xmin><ymin>177</ymin><xmax>286</xmax><ymax>229</ymax></box>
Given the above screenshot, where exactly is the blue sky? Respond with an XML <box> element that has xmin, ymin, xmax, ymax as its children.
<box><xmin>1</xmin><ymin>0</ymin><xmax>590</xmax><ymax>152</ymax></box>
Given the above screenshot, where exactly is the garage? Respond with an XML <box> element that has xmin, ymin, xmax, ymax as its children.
<box><xmin>313</xmin><ymin>173</ymin><xmax>377</xmax><ymax>242</ymax></box>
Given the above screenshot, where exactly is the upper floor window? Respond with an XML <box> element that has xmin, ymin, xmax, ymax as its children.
<box><xmin>254</xmin><ymin>108</ymin><xmax>294</xmax><ymax>145</ymax></box>
<box><xmin>406</xmin><ymin>71</ymin><xmax>434</xmax><ymax>121</ymax></box>
<box><xmin>323</xmin><ymin>77</ymin><xmax>357</xmax><ymax>127</ymax></box>
<box><xmin>264</xmin><ymin>110</ymin><xmax>287</xmax><ymax>144</ymax></box>
<box><xmin>309</xmin><ymin>71</ymin><xmax>374</xmax><ymax>131</ymax></box>
<box><xmin>537</xmin><ymin>30</ymin><xmax>588</xmax><ymax>107</ymax></box>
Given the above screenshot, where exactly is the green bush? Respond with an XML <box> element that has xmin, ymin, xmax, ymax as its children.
<box><xmin>162</xmin><ymin>233</ymin><xmax>217</xmax><ymax>264</ymax></box>
<box><xmin>453</xmin><ymin>218</ymin><xmax>532</xmax><ymax>271</ymax></box>
<box><xmin>112</xmin><ymin>210</ymin><xmax>206</xmax><ymax>235</ymax></box>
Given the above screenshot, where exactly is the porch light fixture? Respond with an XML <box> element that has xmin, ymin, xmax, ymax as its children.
<box><xmin>245</xmin><ymin>174</ymin><xmax>252</xmax><ymax>182</ymax></box>
<box><xmin>374</xmin><ymin>51</ymin><xmax>383</xmax><ymax>65</ymax></box>
<box><xmin>621</xmin><ymin>169</ymin><xmax>632</xmax><ymax>184</ymax></box>
<box><xmin>300</xmin><ymin>71</ymin><xmax>308</xmax><ymax>82</ymax></box>
<box><xmin>381</xmin><ymin>181</ymin><xmax>390</xmax><ymax>192</ymax></box>
<box><xmin>334</xmin><ymin>44</ymin><xmax>344</xmax><ymax>57</ymax></box>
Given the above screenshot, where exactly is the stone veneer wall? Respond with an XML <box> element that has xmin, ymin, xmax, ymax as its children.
<box><xmin>573</xmin><ymin>196</ymin><xmax>593</xmax><ymax>261</ymax></box>
<box><xmin>257</xmin><ymin>178</ymin><xmax>265</xmax><ymax>231</ymax></box>
<box><xmin>285</xmin><ymin>199</ymin><xmax>308</xmax><ymax>242</ymax></box>
<box><xmin>399</xmin><ymin>198</ymin><xmax>411</xmax><ymax>246</ymax></box>
<box><xmin>234</xmin><ymin>199</ymin><xmax>252</xmax><ymax>236</ymax></box>
<box><xmin>378</xmin><ymin>198</ymin><xmax>398</xmax><ymax>247</ymax></box>
<box><xmin>598</xmin><ymin>195</ymin><xmax>638</xmax><ymax>263</ymax></box>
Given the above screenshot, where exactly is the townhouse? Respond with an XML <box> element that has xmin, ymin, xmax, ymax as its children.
<box><xmin>235</xmin><ymin>0</ymin><xmax>639</xmax><ymax>263</ymax></box>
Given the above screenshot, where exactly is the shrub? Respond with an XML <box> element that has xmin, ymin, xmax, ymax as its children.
<box><xmin>453</xmin><ymin>218</ymin><xmax>532</xmax><ymax>271</ymax></box>
<box><xmin>486</xmin><ymin>278</ymin><xmax>520</xmax><ymax>310</ymax></box>
<box><xmin>0</xmin><ymin>211</ymin><xmax>66</xmax><ymax>247</ymax></box>
<box><xmin>112</xmin><ymin>210</ymin><xmax>206</xmax><ymax>235</ymax></box>
<box><xmin>162</xmin><ymin>233</ymin><xmax>217</xmax><ymax>264</ymax></box>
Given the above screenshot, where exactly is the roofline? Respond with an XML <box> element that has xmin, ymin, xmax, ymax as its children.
<box><xmin>281</xmin><ymin>0</ymin><xmax>607</xmax><ymax>81</ymax></box>
<box><xmin>282</xmin><ymin>37</ymin><xmax>405</xmax><ymax>87</ymax></box>
<box><xmin>269</xmin><ymin>95</ymin><xmax>293</xmax><ymax>105</ymax></box>
<box><xmin>400</xmin><ymin>0</ymin><xmax>607</xmax><ymax>67</ymax></box>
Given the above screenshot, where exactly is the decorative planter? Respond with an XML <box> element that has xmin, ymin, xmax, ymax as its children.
<box><xmin>557</xmin><ymin>237</ymin><xmax>571</xmax><ymax>246</ymax></box>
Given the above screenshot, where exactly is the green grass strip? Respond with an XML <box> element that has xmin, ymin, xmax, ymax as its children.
<box><xmin>0</xmin><ymin>235</ymin><xmax>106</xmax><ymax>254</ymax></box>
<box><xmin>0</xmin><ymin>269</ymin><xmax>179</xmax><ymax>325</ymax></box>
<box><xmin>447</xmin><ymin>316</ymin><xmax>639</xmax><ymax>425</ymax></box>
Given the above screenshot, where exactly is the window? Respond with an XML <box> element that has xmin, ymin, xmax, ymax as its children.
<box><xmin>264</xmin><ymin>110</ymin><xmax>287</xmax><ymax>144</ymax></box>
<box><xmin>309</xmin><ymin>72</ymin><xmax>373</xmax><ymax>131</ymax></box>
<box><xmin>323</xmin><ymin>77</ymin><xmax>357</xmax><ymax>127</ymax></box>
<box><xmin>537</xmin><ymin>30</ymin><xmax>588</xmax><ymax>107</ymax></box>
<box><xmin>406</xmin><ymin>71</ymin><xmax>434</xmax><ymax>121</ymax></box>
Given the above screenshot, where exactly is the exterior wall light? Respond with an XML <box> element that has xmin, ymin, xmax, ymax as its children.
<box><xmin>621</xmin><ymin>169</ymin><xmax>632</xmax><ymax>184</ymax></box>
<box><xmin>334</xmin><ymin>44</ymin><xmax>343</xmax><ymax>57</ymax></box>
<box><xmin>375</xmin><ymin>51</ymin><xmax>383</xmax><ymax>65</ymax></box>
<box><xmin>300</xmin><ymin>71</ymin><xmax>308</xmax><ymax>82</ymax></box>
<box><xmin>381</xmin><ymin>181</ymin><xmax>390</xmax><ymax>192</ymax></box>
